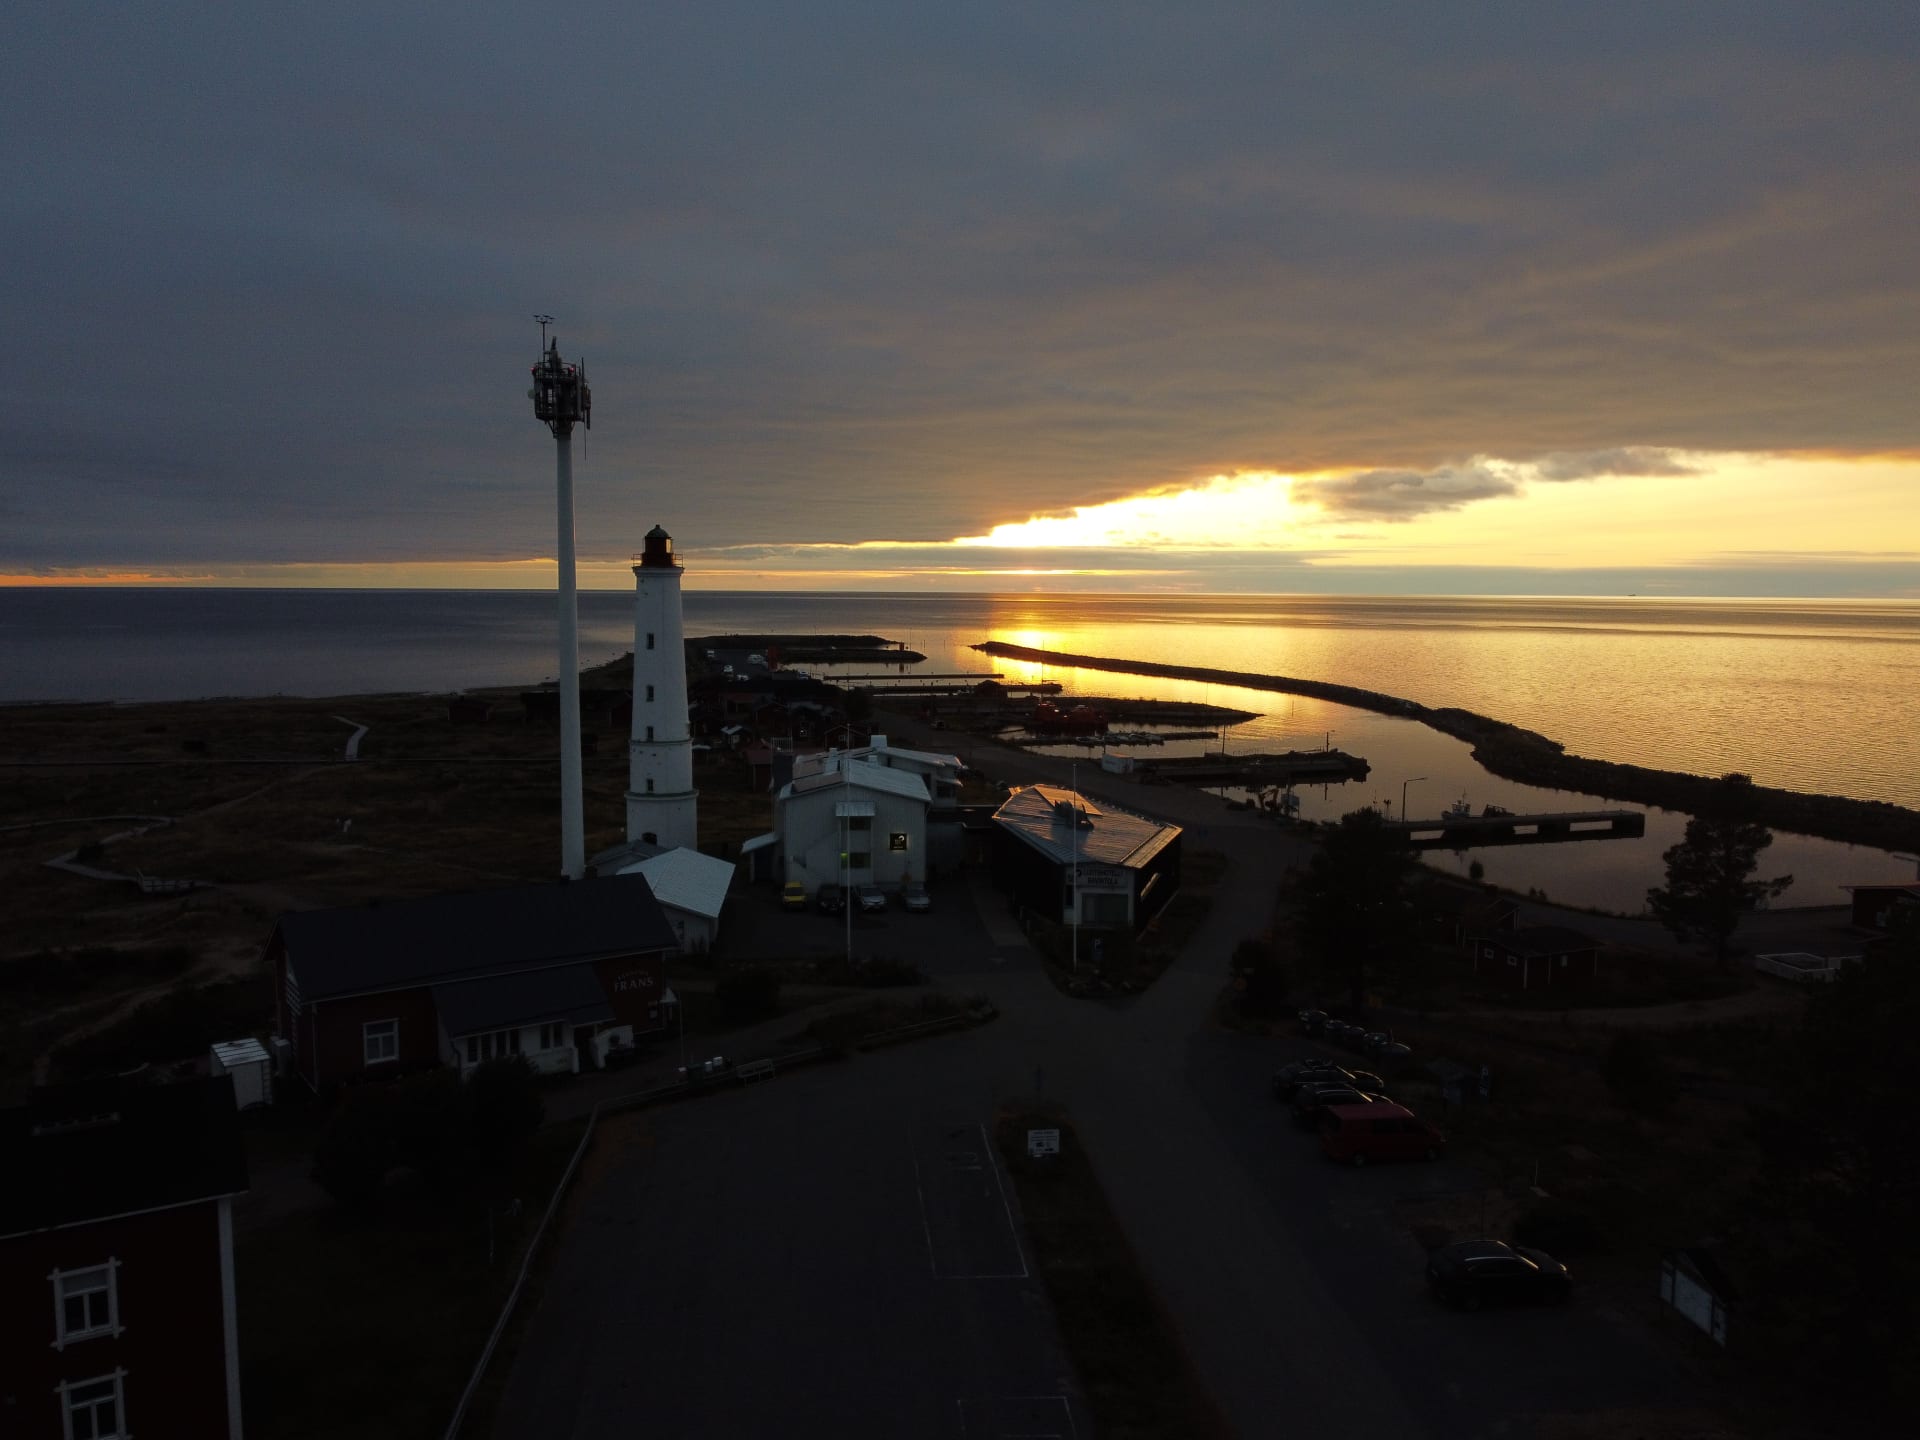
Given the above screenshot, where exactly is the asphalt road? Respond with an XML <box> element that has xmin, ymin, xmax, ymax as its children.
<box><xmin>494</xmin><ymin>725</ymin><xmax>1710</xmax><ymax>1439</ymax></box>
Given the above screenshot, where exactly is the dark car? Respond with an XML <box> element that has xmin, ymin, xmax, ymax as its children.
<box><xmin>902</xmin><ymin>882</ymin><xmax>931</xmax><ymax>913</ymax></box>
<box><xmin>1291</xmin><ymin>1084</ymin><xmax>1379</xmax><ymax>1129</ymax></box>
<box><xmin>1270</xmin><ymin>1060</ymin><xmax>1351</xmax><ymax>1098</ymax></box>
<box><xmin>1341</xmin><ymin>1068</ymin><xmax>1386</xmax><ymax>1093</ymax></box>
<box><xmin>1297</xmin><ymin>1009</ymin><xmax>1329</xmax><ymax>1035</ymax></box>
<box><xmin>1426</xmin><ymin>1241</ymin><xmax>1571</xmax><ymax>1310</ymax></box>
<box><xmin>856</xmin><ymin>884</ymin><xmax>887</xmax><ymax>913</ymax></box>
<box><xmin>815</xmin><ymin>883</ymin><xmax>846</xmax><ymax>914</ymax></box>
<box><xmin>1322</xmin><ymin>1020</ymin><xmax>1358</xmax><ymax>1045</ymax></box>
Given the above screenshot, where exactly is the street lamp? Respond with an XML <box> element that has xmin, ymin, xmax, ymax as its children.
<box><xmin>1402</xmin><ymin>776</ymin><xmax>1426</xmax><ymax>821</ymax></box>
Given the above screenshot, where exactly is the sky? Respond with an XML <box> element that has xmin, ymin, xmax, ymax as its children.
<box><xmin>3</xmin><ymin>2</ymin><xmax>1917</xmax><ymax>596</ymax></box>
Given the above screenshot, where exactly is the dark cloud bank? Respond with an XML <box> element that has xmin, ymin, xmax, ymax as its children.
<box><xmin>1</xmin><ymin>2</ymin><xmax>1915</xmax><ymax>572</ymax></box>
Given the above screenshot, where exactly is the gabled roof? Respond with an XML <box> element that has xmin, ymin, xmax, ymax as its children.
<box><xmin>1</xmin><ymin>1076</ymin><xmax>247</xmax><ymax>1238</ymax></box>
<box><xmin>275</xmin><ymin>873</ymin><xmax>677</xmax><ymax>1001</ymax></box>
<box><xmin>780</xmin><ymin>764</ymin><xmax>929</xmax><ymax>806</ymax></box>
<box><xmin>1492</xmin><ymin>925</ymin><xmax>1597</xmax><ymax>956</ymax></box>
<box><xmin>617</xmin><ymin>846</ymin><xmax>736</xmax><ymax>921</ymax></box>
<box><xmin>433</xmin><ymin>966</ymin><xmax>616</xmax><ymax>1039</ymax></box>
<box><xmin>993</xmin><ymin>785</ymin><xmax>1181</xmax><ymax>869</ymax></box>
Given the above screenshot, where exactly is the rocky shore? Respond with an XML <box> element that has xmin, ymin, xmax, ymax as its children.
<box><xmin>973</xmin><ymin>641</ymin><xmax>1920</xmax><ymax>853</ymax></box>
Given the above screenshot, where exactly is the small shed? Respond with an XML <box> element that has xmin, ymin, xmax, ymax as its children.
<box><xmin>209</xmin><ymin>1038</ymin><xmax>273</xmax><ymax>1108</ymax></box>
<box><xmin>1473</xmin><ymin>925</ymin><xmax>1599</xmax><ymax>991</ymax></box>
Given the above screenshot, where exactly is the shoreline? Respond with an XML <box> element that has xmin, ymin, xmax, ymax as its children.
<box><xmin>973</xmin><ymin>640</ymin><xmax>1920</xmax><ymax>853</ymax></box>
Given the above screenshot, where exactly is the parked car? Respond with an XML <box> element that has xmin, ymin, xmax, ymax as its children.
<box><xmin>781</xmin><ymin>881</ymin><xmax>808</xmax><ymax>911</ymax></box>
<box><xmin>902</xmin><ymin>882</ymin><xmax>931</xmax><ymax>913</ymax></box>
<box><xmin>1374</xmin><ymin>1041</ymin><xmax>1413</xmax><ymax>1067</ymax></box>
<box><xmin>1291</xmin><ymin>1084</ymin><xmax>1378</xmax><ymax>1129</ymax></box>
<box><xmin>1318</xmin><ymin>1101</ymin><xmax>1445</xmax><ymax>1165</ymax></box>
<box><xmin>1338</xmin><ymin>1025</ymin><xmax>1375</xmax><ymax>1054</ymax></box>
<box><xmin>1341</xmin><ymin>1068</ymin><xmax>1386</xmax><ymax>1093</ymax></box>
<box><xmin>677</xmin><ymin>1055</ymin><xmax>730</xmax><ymax>1081</ymax></box>
<box><xmin>815</xmin><ymin>883</ymin><xmax>846</xmax><ymax>914</ymax></box>
<box><xmin>1322</xmin><ymin>1020</ymin><xmax>1358</xmax><ymax>1045</ymax></box>
<box><xmin>1297</xmin><ymin>1009</ymin><xmax>1329</xmax><ymax>1035</ymax></box>
<box><xmin>1426</xmin><ymin>1240</ymin><xmax>1570</xmax><ymax>1309</ymax></box>
<box><xmin>857</xmin><ymin>884</ymin><xmax>887</xmax><ymax>913</ymax></box>
<box><xmin>1360</xmin><ymin>1031</ymin><xmax>1393</xmax><ymax>1055</ymax></box>
<box><xmin>1270</xmin><ymin>1059</ymin><xmax>1350</xmax><ymax>1098</ymax></box>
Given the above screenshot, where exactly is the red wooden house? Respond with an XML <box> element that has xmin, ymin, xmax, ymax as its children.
<box><xmin>268</xmin><ymin>873</ymin><xmax>679</xmax><ymax>1092</ymax></box>
<box><xmin>1</xmin><ymin>1076</ymin><xmax>248</xmax><ymax>1439</ymax></box>
<box><xmin>1473</xmin><ymin>925</ymin><xmax>1600</xmax><ymax>992</ymax></box>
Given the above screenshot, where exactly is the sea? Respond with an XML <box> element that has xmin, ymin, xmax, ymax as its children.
<box><xmin>3</xmin><ymin>588</ymin><xmax>1916</xmax><ymax>913</ymax></box>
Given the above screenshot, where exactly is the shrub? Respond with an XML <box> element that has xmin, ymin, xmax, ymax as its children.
<box><xmin>1600</xmin><ymin>1031</ymin><xmax>1673</xmax><ymax>1113</ymax></box>
<box><xmin>714</xmin><ymin>969</ymin><xmax>783</xmax><ymax>1023</ymax></box>
<box><xmin>855</xmin><ymin>956</ymin><xmax>924</xmax><ymax>988</ymax></box>
<box><xmin>1231</xmin><ymin>937</ymin><xmax>1290</xmax><ymax>1017</ymax></box>
<box><xmin>1512</xmin><ymin>1198</ymin><xmax>1612</xmax><ymax>1257</ymax></box>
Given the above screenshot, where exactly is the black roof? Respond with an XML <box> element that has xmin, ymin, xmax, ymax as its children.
<box><xmin>1495</xmin><ymin>925</ymin><xmax>1597</xmax><ymax>956</ymax></box>
<box><xmin>1</xmin><ymin>1076</ymin><xmax>248</xmax><ymax>1238</ymax></box>
<box><xmin>433</xmin><ymin>966</ymin><xmax>616</xmax><ymax>1038</ymax></box>
<box><xmin>276</xmin><ymin>873</ymin><xmax>677</xmax><ymax>1001</ymax></box>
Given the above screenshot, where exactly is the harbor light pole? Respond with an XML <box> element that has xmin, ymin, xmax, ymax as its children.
<box><xmin>1402</xmin><ymin>776</ymin><xmax>1426</xmax><ymax>822</ymax></box>
<box><xmin>1070</xmin><ymin>764</ymin><xmax>1080</xmax><ymax>975</ymax></box>
<box><xmin>528</xmin><ymin>317</ymin><xmax>592</xmax><ymax>879</ymax></box>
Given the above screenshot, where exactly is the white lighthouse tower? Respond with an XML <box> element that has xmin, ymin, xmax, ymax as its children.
<box><xmin>626</xmin><ymin>525</ymin><xmax>698</xmax><ymax>849</ymax></box>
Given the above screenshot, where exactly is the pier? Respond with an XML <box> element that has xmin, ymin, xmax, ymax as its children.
<box><xmin>1141</xmin><ymin>749</ymin><xmax>1370</xmax><ymax>787</ymax></box>
<box><xmin>1390</xmin><ymin>809</ymin><xmax>1645</xmax><ymax>850</ymax></box>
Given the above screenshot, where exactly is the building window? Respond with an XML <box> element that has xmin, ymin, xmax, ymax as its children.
<box><xmin>539</xmin><ymin>1022</ymin><xmax>566</xmax><ymax>1050</ymax></box>
<box><xmin>363</xmin><ymin>1019</ymin><xmax>399</xmax><ymax>1065</ymax></box>
<box><xmin>847</xmin><ymin>850</ymin><xmax>871</xmax><ymax>870</ymax></box>
<box><xmin>646</xmin><ymin>778</ymin><xmax>654</xmax><ymax>793</ymax></box>
<box><xmin>847</xmin><ymin>816</ymin><xmax>871</xmax><ymax>832</ymax></box>
<box><xmin>646</xmin><ymin>725</ymin><xmax>655</xmax><ymax>741</ymax></box>
<box><xmin>285</xmin><ymin>968</ymin><xmax>302</xmax><ymax>1018</ymax></box>
<box><xmin>463</xmin><ymin>1029</ymin><xmax>522</xmax><ymax>1065</ymax></box>
<box><xmin>52</xmin><ymin>1262</ymin><xmax>121</xmax><ymax>1347</ymax></box>
<box><xmin>59</xmin><ymin>1371</ymin><xmax>125</xmax><ymax>1440</ymax></box>
<box><xmin>645</xmin><ymin>684</ymin><xmax>654</xmax><ymax>702</ymax></box>
<box><xmin>646</xmin><ymin>632</ymin><xmax>655</xmax><ymax>650</ymax></box>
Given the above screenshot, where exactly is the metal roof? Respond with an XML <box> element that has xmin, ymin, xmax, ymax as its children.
<box><xmin>992</xmin><ymin>785</ymin><xmax>1182</xmax><ymax>869</ymax></box>
<box><xmin>781</xmin><ymin>764</ymin><xmax>929</xmax><ymax>806</ymax></box>
<box><xmin>1</xmin><ymin>1077</ymin><xmax>247</xmax><ymax>1238</ymax></box>
<box><xmin>618</xmin><ymin>846</ymin><xmax>736</xmax><ymax>921</ymax></box>
<box><xmin>275</xmin><ymin>873</ymin><xmax>677</xmax><ymax>1001</ymax></box>
<box><xmin>433</xmin><ymin>966</ymin><xmax>616</xmax><ymax>1038</ymax></box>
<box><xmin>210</xmin><ymin>1038</ymin><xmax>270</xmax><ymax>1069</ymax></box>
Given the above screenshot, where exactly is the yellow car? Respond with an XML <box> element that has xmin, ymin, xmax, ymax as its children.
<box><xmin>781</xmin><ymin>881</ymin><xmax>809</xmax><ymax>911</ymax></box>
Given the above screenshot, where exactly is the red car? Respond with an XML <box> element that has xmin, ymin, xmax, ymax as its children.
<box><xmin>1318</xmin><ymin>1100</ymin><xmax>1445</xmax><ymax>1166</ymax></box>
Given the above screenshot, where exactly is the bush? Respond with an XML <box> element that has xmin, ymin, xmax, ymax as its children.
<box><xmin>855</xmin><ymin>956</ymin><xmax>924</xmax><ymax>988</ymax></box>
<box><xmin>1512</xmin><ymin>1198</ymin><xmax>1612</xmax><ymax>1257</ymax></box>
<box><xmin>313</xmin><ymin>1061</ymin><xmax>541</xmax><ymax>1209</ymax></box>
<box><xmin>1600</xmin><ymin>1031</ymin><xmax>1673</xmax><ymax>1113</ymax></box>
<box><xmin>714</xmin><ymin>969</ymin><xmax>783</xmax><ymax>1023</ymax></box>
<box><xmin>1231</xmin><ymin>937</ymin><xmax>1291</xmax><ymax>1017</ymax></box>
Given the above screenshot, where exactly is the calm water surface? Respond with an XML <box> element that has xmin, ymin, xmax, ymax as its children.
<box><xmin>4</xmin><ymin>588</ymin><xmax>1914</xmax><ymax>910</ymax></box>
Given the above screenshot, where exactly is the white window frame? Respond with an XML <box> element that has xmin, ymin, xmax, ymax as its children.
<box><xmin>363</xmin><ymin>1018</ymin><xmax>399</xmax><ymax>1066</ymax></box>
<box><xmin>463</xmin><ymin>1028</ymin><xmax>522</xmax><ymax>1065</ymax></box>
<box><xmin>538</xmin><ymin>1021</ymin><xmax>566</xmax><ymax>1051</ymax></box>
<box><xmin>51</xmin><ymin>1261</ymin><xmax>122</xmax><ymax>1348</ymax></box>
<box><xmin>57</xmin><ymin>1368</ymin><xmax>126</xmax><ymax>1440</ymax></box>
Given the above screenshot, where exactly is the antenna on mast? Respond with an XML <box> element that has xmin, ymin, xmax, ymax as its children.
<box><xmin>534</xmin><ymin>313</ymin><xmax>554</xmax><ymax>351</ymax></box>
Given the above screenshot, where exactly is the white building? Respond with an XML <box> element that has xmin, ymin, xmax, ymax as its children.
<box><xmin>776</xmin><ymin>763</ymin><xmax>931</xmax><ymax>892</ymax></box>
<box><xmin>791</xmin><ymin>734</ymin><xmax>964</xmax><ymax>809</ymax></box>
<box><xmin>627</xmin><ymin>524</ymin><xmax>698</xmax><ymax>850</ymax></box>
<box><xmin>616</xmin><ymin>846</ymin><xmax>735</xmax><ymax>954</ymax></box>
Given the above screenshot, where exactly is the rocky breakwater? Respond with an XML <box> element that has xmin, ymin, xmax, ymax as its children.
<box><xmin>972</xmin><ymin>640</ymin><xmax>1920</xmax><ymax>853</ymax></box>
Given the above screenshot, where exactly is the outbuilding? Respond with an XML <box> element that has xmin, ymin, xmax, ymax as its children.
<box><xmin>1473</xmin><ymin>925</ymin><xmax>1599</xmax><ymax>991</ymax></box>
<box><xmin>990</xmin><ymin>785</ymin><xmax>1182</xmax><ymax>932</ymax></box>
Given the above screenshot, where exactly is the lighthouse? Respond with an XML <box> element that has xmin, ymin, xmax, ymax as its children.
<box><xmin>626</xmin><ymin>525</ymin><xmax>698</xmax><ymax>850</ymax></box>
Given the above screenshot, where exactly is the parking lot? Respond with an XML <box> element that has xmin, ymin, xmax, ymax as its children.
<box><xmin>718</xmin><ymin>871</ymin><xmax>1041</xmax><ymax>981</ymax></box>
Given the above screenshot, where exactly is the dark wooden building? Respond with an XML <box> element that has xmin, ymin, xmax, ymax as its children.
<box><xmin>1</xmin><ymin>1076</ymin><xmax>248</xmax><ymax>1440</ymax></box>
<box><xmin>1473</xmin><ymin>925</ymin><xmax>1600</xmax><ymax>991</ymax></box>
<box><xmin>268</xmin><ymin>873</ymin><xmax>679</xmax><ymax>1092</ymax></box>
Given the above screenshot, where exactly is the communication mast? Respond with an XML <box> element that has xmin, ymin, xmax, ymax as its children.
<box><xmin>528</xmin><ymin>318</ymin><xmax>592</xmax><ymax>879</ymax></box>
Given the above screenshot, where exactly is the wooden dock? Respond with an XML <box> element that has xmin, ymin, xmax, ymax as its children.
<box><xmin>1391</xmin><ymin>809</ymin><xmax>1645</xmax><ymax>850</ymax></box>
<box><xmin>1142</xmin><ymin>750</ymin><xmax>1370</xmax><ymax>786</ymax></box>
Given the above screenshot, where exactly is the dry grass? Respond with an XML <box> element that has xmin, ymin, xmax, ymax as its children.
<box><xmin>0</xmin><ymin>691</ymin><xmax>782</xmax><ymax>1098</ymax></box>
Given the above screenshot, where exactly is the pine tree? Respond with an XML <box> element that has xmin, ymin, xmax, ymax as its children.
<box><xmin>1645</xmin><ymin>774</ymin><xmax>1792</xmax><ymax>969</ymax></box>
